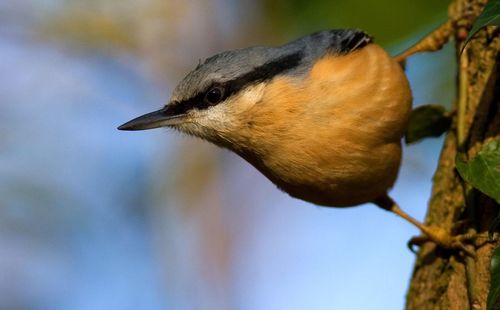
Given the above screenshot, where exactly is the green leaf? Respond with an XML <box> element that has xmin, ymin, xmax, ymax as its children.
<box><xmin>488</xmin><ymin>247</ymin><xmax>500</xmax><ymax>310</ymax></box>
<box><xmin>405</xmin><ymin>105</ymin><xmax>451</xmax><ymax>144</ymax></box>
<box><xmin>456</xmin><ymin>140</ymin><xmax>500</xmax><ymax>205</ymax></box>
<box><xmin>464</xmin><ymin>0</ymin><xmax>500</xmax><ymax>47</ymax></box>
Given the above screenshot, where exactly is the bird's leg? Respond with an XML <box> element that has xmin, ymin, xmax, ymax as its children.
<box><xmin>394</xmin><ymin>20</ymin><xmax>456</xmax><ymax>63</ymax></box>
<box><xmin>394</xmin><ymin>6</ymin><xmax>480</xmax><ymax>64</ymax></box>
<box><xmin>374</xmin><ymin>195</ymin><xmax>478</xmax><ymax>256</ymax></box>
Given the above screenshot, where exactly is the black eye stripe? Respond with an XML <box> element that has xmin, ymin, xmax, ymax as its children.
<box><xmin>223</xmin><ymin>51</ymin><xmax>303</xmax><ymax>97</ymax></box>
<box><xmin>174</xmin><ymin>51</ymin><xmax>303</xmax><ymax>112</ymax></box>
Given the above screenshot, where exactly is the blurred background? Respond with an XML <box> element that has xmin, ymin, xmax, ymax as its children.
<box><xmin>0</xmin><ymin>0</ymin><xmax>455</xmax><ymax>309</ymax></box>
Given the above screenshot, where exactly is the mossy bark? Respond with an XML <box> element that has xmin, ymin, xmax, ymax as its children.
<box><xmin>405</xmin><ymin>1</ymin><xmax>500</xmax><ymax>309</ymax></box>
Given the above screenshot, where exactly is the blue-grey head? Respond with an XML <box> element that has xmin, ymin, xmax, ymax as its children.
<box><xmin>118</xmin><ymin>29</ymin><xmax>372</xmax><ymax>142</ymax></box>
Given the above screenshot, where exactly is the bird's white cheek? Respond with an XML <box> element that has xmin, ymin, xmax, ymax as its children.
<box><xmin>190</xmin><ymin>105</ymin><xmax>226</xmax><ymax>127</ymax></box>
<box><xmin>237</xmin><ymin>83</ymin><xmax>266</xmax><ymax>108</ymax></box>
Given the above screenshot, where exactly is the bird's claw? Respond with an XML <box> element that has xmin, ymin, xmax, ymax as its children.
<box><xmin>407</xmin><ymin>227</ymin><xmax>481</xmax><ymax>257</ymax></box>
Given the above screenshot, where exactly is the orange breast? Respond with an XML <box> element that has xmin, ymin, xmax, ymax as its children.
<box><xmin>239</xmin><ymin>44</ymin><xmax>412</xmax><ymax>207</ymax></box>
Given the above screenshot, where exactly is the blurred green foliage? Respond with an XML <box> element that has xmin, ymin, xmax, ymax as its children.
<box><xmin>260</xmin><ymin>0</ymin><xmax>449</xmax><ymax>44</ymax></box>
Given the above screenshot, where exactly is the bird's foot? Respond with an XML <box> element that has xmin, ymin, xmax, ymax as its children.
<box><xmin>373</xmin><ymin>195</ymin><xmax>495</xmax><ymax>257</ymax></box>
<box><xmin>394</xmin><ymin>10</ymin><xmax>476</xmax><ymax>63</ymax></box>
<box><xmin>408</xmin><ymin>228</ymin><xmax>494</xmax><ymax>257</ymax></box>
<box><xmin>394</xmin><ymin>20</ymin><xmax>456</xmax><ymax>63</ymax></box>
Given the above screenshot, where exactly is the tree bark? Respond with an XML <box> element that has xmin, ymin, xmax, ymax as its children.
<box><xmin>406</xmin><ymin>0</ymin><xmax>500</xmax><ymax>309</ymax></box>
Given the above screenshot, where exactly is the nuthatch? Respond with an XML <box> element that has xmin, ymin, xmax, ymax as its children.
<box><xmin>119</xmin><ymin>29</ymin><xmax>471</xmax><ymax>253</ymax></box>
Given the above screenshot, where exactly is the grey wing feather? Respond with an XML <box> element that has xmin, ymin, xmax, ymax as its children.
<box><xmin>282</xmin><ymin>29</ymin><xmax>372</xmax><ymax>55</ymax></box>
<box><xmin>323</xmin><ymin>29</ymin><xmax>373</xmax><ymax>54</ymax></box>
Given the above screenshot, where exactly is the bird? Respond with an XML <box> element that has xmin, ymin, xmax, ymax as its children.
<box><xmin>118</xmin><ymin>29</ymin><xmax>473</xmax><ymax>253</ymax></box>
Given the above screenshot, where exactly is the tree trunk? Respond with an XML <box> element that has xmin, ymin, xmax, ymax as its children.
<box><xmin>405</xmin><ymin>0</ymin><xmax>500</xmax><ymax>309</ymax></box>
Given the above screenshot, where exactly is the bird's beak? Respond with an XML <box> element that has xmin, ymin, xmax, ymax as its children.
<box><xmin>118</xmin><ymin>105</ymin><xmax>186</xmax><ymax>131</ymax></box>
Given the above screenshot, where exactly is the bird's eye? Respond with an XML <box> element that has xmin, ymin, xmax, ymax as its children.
<box><xmin>204</xmin><ymin>87</ymin><xmax>224</xmax><ymax>105</ymax></box>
